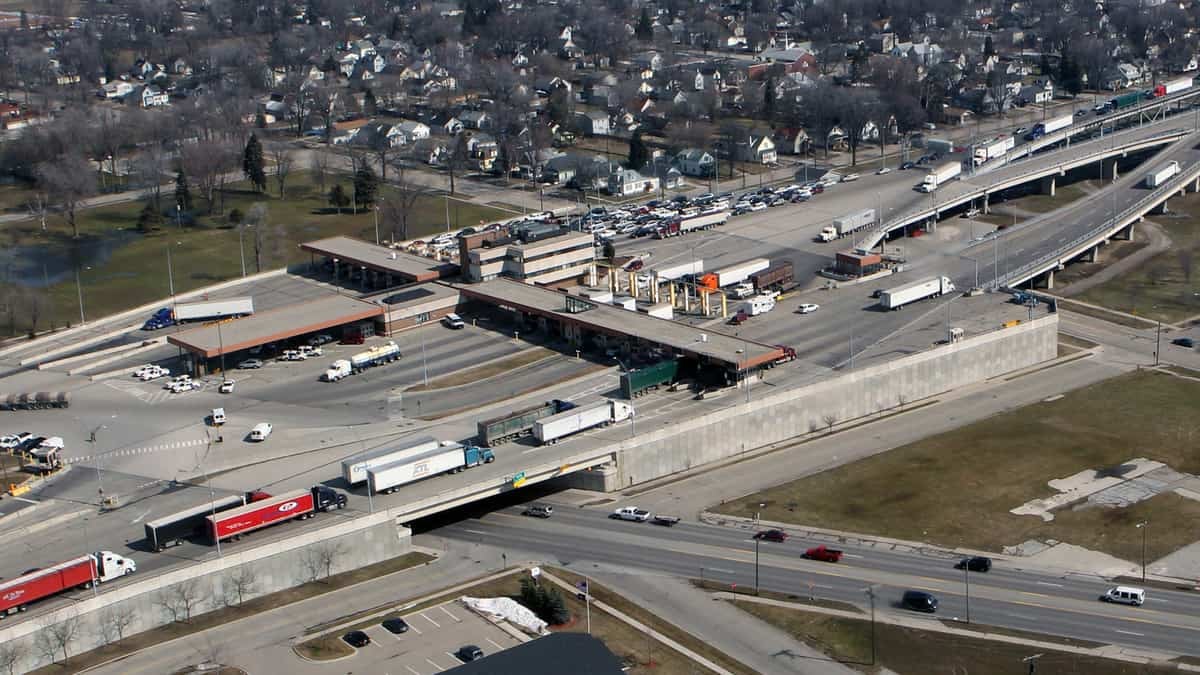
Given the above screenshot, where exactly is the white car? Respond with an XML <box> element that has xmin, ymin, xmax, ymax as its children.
<box><xmin>218</xmin><ymin>380</ymin><xmax>235</xmax><ymax>394</ymax></box>
<box><xmin>1</xmin><ymin>433</ymin><xmax>32</xmax><ymax>450</ymax></box>
<box><xmin>797</xmin><ymin>303</ymin><xmax>820</xmax><ymax>314</ymax></box>
<box><xmin>841</xmin><ymin>173</ymin><xmax>860</xmax><ymax>182</ymax></box>
<box><xmin>876</xmin><ymin>167</ymin><xmax>892</xmax><ymax>175</ymax></box>
<box><xmin>132</xmin><ymin>364</ymin><xmax>155</xmax><ymax>378</ymax></box>
<box><xmin>748</xmin><ymin>202</ymin><xmax>768</xmax><ymax>212</ymax></box>
<box><xmin>164</xmin><ymin>374</ymin><xmax>191</xmax><ymax>389</ymax></box>
<box><xmin>139</xmin><ymin>366</ymin><xmax>169</xmax><ymax>381</ymax></box>
<box><xmin>169</xmin><ymin>380</ymin><xmax>199</xmax><ymax>393</ymax></box>
<box><xmin>611</xmin><ymin>506</ymin><xmax>653</xmax><ymax>522</ymax></box>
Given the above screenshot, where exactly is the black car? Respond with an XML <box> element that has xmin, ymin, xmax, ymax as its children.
<box><xmin>754</xmin><ymin>529</ymin><xmax>788</xmax><ymax>542</ymax></box>
<box><xmin>1172</xmin><ymin>337</ymin><xmax>1196</xmax><ymax>348</ymax></box>
<box><xmin>901</xmin><ymin>590</ymin><xmax>939</xmax><ymax>613</ymax></box>
<box><xmin>955</xmin><ymin>556</ymin><xmax>993</xmax><ymax>572</ymax></box>
<box><xmin>455</xmin><ymin>645</ymin><xmax>485</xmax><ymax>662</ymax></box>
<box><xmin>342</xmin><ymin>630</ymin><xmax>370</xmax><ymax>648</ymax></box>
<box><xmin>381</xmin><ymin>617</ymin><xmax>409</xmax><ymax>634</ymax></box>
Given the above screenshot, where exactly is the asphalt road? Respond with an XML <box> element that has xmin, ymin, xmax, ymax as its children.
<box><xmin>437</xmin><ymin>505</ymin><xmax>1200</xmax><ymax>657</ymax></box>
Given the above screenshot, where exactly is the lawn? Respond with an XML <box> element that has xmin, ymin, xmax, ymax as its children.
<box><xmin>730</xmin><ymin>600</ymin><xmax>1181</xmax><ymax>675</ymax></box>
<box><xmin>1075</xmin><ymin>190</ymin><xmax>1200</xmax><ymax>323</ymax></box>
<box><xmin>0</xmin><ymin>172</ymin><xmax>507</xmax><ymax>337</ymax></box>
<box><xmin>716</xmin><ymin>371</ymin><xmax>1200</xmax><ymax>562</ymax></box>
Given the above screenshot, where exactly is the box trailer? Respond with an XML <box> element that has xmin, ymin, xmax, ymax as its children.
<box><xmin>620</xmin><ymin>360</ymin><xmax>679</xmax><ymax>398</ymax></box>
<box><xmin>1107</xmin><ymin>92</ymin><xmax>1141</xmax><ymax>111</ymax></box>
<box><xmin>678</xmin><ymin>211</ymin><xmax>728</xmax><ymax>233</ymax></box>
<box><xmin>0</xmin><ymin>551</ymin><xmax>136</xmax><ymax>616</ymax></box>
<box><xmin>1154</xmin><ymin>77</ymin><xmax>1193</xmax><ymax>97</ymax></box>
<box><xmin>368</xmin><ymin>445</ymin><xmax>495</xmax><ymax>494</ymax></box>
<box><xmin>534</xmin><ymin>399</ymin><xmax>634</xmax><ymax>444</ymax></box>
<box><xmin>919</xmin><ymin>162</ymin><xmax>961</xmax><ymax>192</ymax></box>
<box><xmin>341</xmin><ymin>435</ymin><xmax>443</xmax><ymax>484</ymax></box>
<box><xmin>654</xmin><ymin>260</ymin><xmax>704</xmax><ymax>281</ymax></box>
<box><xmin>973</xmin><ymin>136</ymin><xmax>1014</xmax><ymax>165</ymax></box>
<box><xmin>878</xmin><ymin>276</ymin><xmax>957</xmax><ymax>310</ymax></box>
<box><xmin>832</xmin><ymin>210</ymin><xmax>876</xmax><ymax>236</ymax></box>
<box><xmin>1028</xmin><ymin>114</ymin><xmax>1073</xmax><ymax>140</ymax></box>
<box><xmin>698</xmin><ymin>258</ymin><xmax>770</xmax><ymax>289</ymax></box>
<box><xmin>0</xmin><ymin>392</ymin><xmax>69</xmax><ymax>411</ymax></box>
<box><xmin>173</xmin><ymin>297</ymin><xmax>254</xmax><ymax>323</ymax></box>
<box><xmin>204</xmin><ymin>485</ymin><xmax>346</xmax><ymax>543</ymax></box>
<box><xmin>1145</xmin><ymin>161</ymin><xmax>1180</xmax><ymax>188</ymax></box>
<box><xmin>750</xmin><ymin>262</ymin><xmax>794</xmax><ymax>291</ymax></box>
<box><xmin>477</xmin><ymin>400</ymin><xmax>576</xmax><ymax>446</ymax></box>
<box><xmin>145</xmin><ymin>493</ymin><xmax>259</xmax><ymax>551</ymax></box>
<box><xmin>925</xmin><ymin>138</ymin><xmax>954</xmax><ymax>155</ymax></box>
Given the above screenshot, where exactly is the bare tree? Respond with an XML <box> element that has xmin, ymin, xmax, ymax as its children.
<box><xmin>26</xmin><ymin>191</ymin><xmax>49</xmax><ymax>232</ymax></box>
<box><xmin>247</xmin><ymin>203</ymin><xmax>270</xmax><ymax>273</ymax></box>
<box><xmin>193</xmin><ymin>635</ymin><xmax>227</xmax><ymax>668</ymax></box>
<box><xmin>1178</xmin><ymin>250</ymin><xmax>1193</xmax><ymax>284</ymax></box>
<box><xmin>310</xmin><ymin>147</ymin><xmax>331</xmax><ymax>192</ymax></box>
<box><xmin>0</xmin><ymin>640</ymin><xmax>25</xmax><ymax>675</ymax></box>
<box><xmin>98</xmin><ymin>605</ymin><xmax>137</xmax><ymax>645</ymax></box>
<box><xmin>315</xmin><ymin>541</ymin><xmax>345</xmax><ymax>580</ymax></box>
<box><xmin>155</xmin><ymin>579</ymin><xmax>203</xmax><ymax>623</ymax></box>
<box><xmin>225</xmin><ymin>566</ymin><xmax>259</xmax><ymax>607</ymax></box>
<box><xmin>36</xmin><ymin>154</ymin><xmax>96</xmax><ymax>238</ymax></box>
<box><xmin>299</xmin><ymin>548</ymin><xmax>323</xmax><ymax>583</ymax></box>
<box><xmin>379</xmin><ymin>156</ymin><xmax>428</xmax><ymax>243</ymax></box>
<box><xmin>271</xmin><ymin>146</ymin><xmax>293</xmax><ymax>198</ymax></box>
<box><xmin>183</xmin><ymin>141</ymin><xmax>239</xmax><ymax>215</ymax></box>
<box><xmin>821</xmin><ymin>413</ymin><xmax>838</xmax><ymax>434</ymax></box>
<box><xmin>36</xmin><ymin>614</ymin><xmax>81</xmax><ymax>663</ymax></box>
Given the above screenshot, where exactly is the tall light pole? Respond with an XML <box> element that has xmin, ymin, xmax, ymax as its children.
<box><xmin>863</xmin><ymin>586</ymin><xmax>877</xmax><ymax>666</ymax></box>
<box><xmin>963</xmin><ymin>561</ymin><xmax>971</xmax><ymax>623</ymax></box>
<box><xmin>75</xmin><ymin>266</ymin><xmax>85</xmax><ymax>324</ymax></box>
<box><xmin>1154</xmin><ymin>321</ymin><xmax>1162</xmax><ymax>367</ymax></box>
<box><xmin>373</xmin><ymin>205</ymin><xmax>380</xmax><ymax>245</ymax></box>
<box><xmin>238</xmin><ymin>224</ymin><xmax>247</xmax><ymax>277</ymax></box>
<box><xmin>1136</xmin><ymin>520</ymin><xmax>1148</xmax><ymax>581</ymax></box>
<box><xmin>754</xmin><ymin>536</ymin><xmax>760</xmax><ymax>596</ymax></box>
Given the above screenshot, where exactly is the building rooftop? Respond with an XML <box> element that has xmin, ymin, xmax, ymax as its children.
<box><xmin>457</xmin><ymin>279</ymin><xmax>785</xmax><ymax>370</ymax></box>
<box><xmin>167</xmin><ymin>293</ymin><xmax>383</xmax><ymax>358</ymax></box>
<box><xmin>445</xmin><ymin>633</ymin><xmax>624</xmax><ymax>675</ymax></box>
<box><xmin>300</xmin><ymin>236</ymin><xmax>458</xmax><ymax>282</ymax></box>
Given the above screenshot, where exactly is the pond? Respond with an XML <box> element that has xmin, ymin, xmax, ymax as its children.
<box><xmin>0</xmin><ymin>230</ymin><xmax>141</xmax><ymax>288</ymax></box>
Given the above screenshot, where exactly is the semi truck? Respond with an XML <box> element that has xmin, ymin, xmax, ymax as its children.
<box><xmin>918</xmin><ymin>162</ymin><xmax>961</xmax><ymax>192</ymax></box>
<box><xmin>819</xmin><ymin>209</ymin><xmax>876</xmax><ymax>241</ymax></box>
<box><xmin>1145</xmin><ymin>161</ymin><xmax>1180</xmax><ymax>188</ymax></box>
<box><xmin>697</xmin><ymin>258</ymin><xmax>770</xmax><ymax>289</ymax></box>
<box><xmin>1153</xmin><ymin>77</ymin><xmax>1193</xmax><ymax>98</ymax></box>
<box><xmin>204</xmin><ymin>485</ymin><xmax>346</xmax><ymax>543</ymax></box>
<box><xmin>0</xmin><ymin>392</ymin><xmax>70</xmax><ymax>411</ymax></box>
<box><xmin>973</xmin><ymin>136</ymin><xmax>1014</xmax><ymax>166</ymax></box>
<box><xmin>620</xmin><ymin>359</ymin><xmax>679</xmax><ymax>398</ymax></box>
<box><xmin>476</xmin><ymin>400</ymin><xmax>577</xmax><ymax>446</ymax></box>
<box><xmin>341</xmin><ymin>435</ymin><xmax>444</xmax><ymax>485</ymax></box>
<box><xmin>654</xmin><ymin>260</ymin><xmax>704</xmax><ymax>281</ymax></box>
<box><xmin>173</xmin><ymin>297</ymin><xmax>255</xmax><ymax>323</ymax></box>
<box><xmin>1027</xmin><ymin>114</ymin><xmax>1073</xmax><ymax>140</ymax></box>
<box><xmin>323</xmin><ymin>341</ymin><xmax>401</xmax><ymax>381</ymax></box>
<box><xmin>367</xmin><ymin>444</ymin><xmax>495</xmax><ymax>494</ymax></box>
<box><xmin>533</xmin><ymin>399</ymin><xmax>634</xmax><ymax>445</ymax></box>
<box><xmin>0</xmin><ymin>551</ymin><xmax>136</xmax><ymax>617</ymax></box>
<box><xmin>925</xmin><ymin>138</ymin><xmax>954</xmax><ymax>155</ymax></box>
<box><xmin>1107</xmin><ymin>92</ymin><xmax>1141</xmax><ymax>111</ymax></box>
<box><xmin>750</xmin><ymin>262</ymin><xmax>794</xmax><ymax>291</ymax></box>
<box><xmin>878</xmin><ymin>276</ymin><xmax>957</xmax><ymax>310</ymax></box>
<box><xmin>656</xmin><ymin>212</ymin><xmax>729</xmax><ymax>237</ymax></box>
<box><xmin>144</xmin><ymin>492</ymin><xmax>270</xmax><ymax>551</ymax></box>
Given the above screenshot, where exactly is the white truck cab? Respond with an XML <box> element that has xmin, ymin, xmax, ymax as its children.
<box><xmin>95</xmin><ymin>551</ymin><xmax>136</xmax><ymax>582</ymax></box>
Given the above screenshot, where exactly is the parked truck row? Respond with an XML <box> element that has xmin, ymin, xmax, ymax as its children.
<box><xmin>368</xmin><ymin>444</ymin><xmax>495</xmax><ymax>494</ymax></box>
<box><xmin>698</xmin><ymin>258</ymin><xmax>770</xmax><ymax>290</ymax></box>
<box><xmin>476</xmin><ymin>400</ymin><xmax>578</xmax><ymax>446</ymax></box>
<box><xmin>534</xmin><ymin>399</ymin><xmax>633</xmax><ymax>445</ymax></box>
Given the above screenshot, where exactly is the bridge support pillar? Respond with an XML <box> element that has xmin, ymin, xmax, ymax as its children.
<box><xmin>1114</xmin><ymin>223</ymin><xmax>1135</xmax><ymax>241</ymax></box>
<box><xmin>1035</xmin><ymin>269</ymin><xmax>1055</xmax><ymax>289</ymax></box>
<box><xmin>982</xmin><ymin>194</ymin><xmax>990</xmax><ymax>214</ymax></box>
<box><xmin>1151</xmin><ymin>199</ymin><xmax>1169</xmax><ymax>215</ymax></box>
<box><xmin>1039</xmin><ymin>176</ymin><xmax>1056</xmax><ymax>197</ymax></box>
<box><xmin>1193</xmin><ymin>176</ymin><xmax>1200</xmax><ymax>193</ymax></box>
<box><xmin>1101</xmin><ymin>159</ymin><xmax>1119</xmax><ymax>181</ymax></box>
<box><xmin>1082</xmin><ymin>245</ymin><xmax>1100</xmax><ymax>263</ymax></box>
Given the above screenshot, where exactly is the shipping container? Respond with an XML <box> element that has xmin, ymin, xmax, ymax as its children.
<box><xmin>1145</xmin><ymin>161</ymin><xmax>1180</xmax><ymax>188</ymax></box>
<box><xmin>878</xmin><ymin>276</ymin><xmax>956</xmax><ymax>310</ymax></box>
<box><xmin>341</xmin><ymin>436</ymin><xmax>443</xmax><ymax>484</ymax></box>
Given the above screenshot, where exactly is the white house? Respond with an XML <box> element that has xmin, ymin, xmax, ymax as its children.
<box><xmin>675</xmin><ymin>148</ymin><xmax>716</xmax><ymax>177</ymax></box>
<box><xmin>394</xmin><ymin>120</ymin><xmax>431</xmax><ymax>144</ymax></box>
<box><xmin>99</xmin><ymin>81</ymin><xmax>134</xmax><ymax>99</ymax></box>
<box><xmin>607</xmin><ymin>169</ymin><xmax>659</xmax><ymax>196</ymax></box>
<box><xmin>574</xmin><ymin>110</ymin><xmax>610</xmax><ymax>136</ymax></box>
<box><xmin>736</xmin><ymin>135</ymin><xmax>777</xmax><ymax>164</ymax></box>
<box><xmin>140</xmin><ymin>85</ymin><xmax>169</xmax><ymax>107</ymax></box>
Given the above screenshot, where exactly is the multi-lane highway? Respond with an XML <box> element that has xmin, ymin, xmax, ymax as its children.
<box><xmin>438</xmin><ymin>504</ymin><xmax>1200</xmax><ymax>657</ymax></box>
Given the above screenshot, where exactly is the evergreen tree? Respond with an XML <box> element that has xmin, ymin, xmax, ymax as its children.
<box><xmin>635</xmin><ymin>8</ymin><xmax>653</xmax><ymax>41</ymax></box>
<box><xmin>602</xmin><ymin>240</ymin><xmax>616</xmax><ymax>263</ymax></box>
<box><xmin>255</xmin><ymin>111</ymin><xmax>267</xmax><ymax>128</ymax></box>
<box><xmin>627</xmin><ymin>131</ymin><xmax>648</xmax><ymax>169</ymax></box>
<box><xmin>983</xmin><ymin>35</ymin><xmax>995</xmax><ymax>57</ymax></box>
<box><xmin>545</xmin><ymin>587</ymin><xmax>569</xmax><ymax>625</ymax></box>
<box><xmin>243</xmin><ymin>134</ymin><xmax>267</xmax><ymax>192</ymax></box>
<box><xmin>174</xmin><ymin>169</ymin><xmax>193</xmax><ymax>213</ymax></box>
<box><xmin>1059</xmin><ymin>52</ymin><xmax>1082</xmax><ymax>97</ymax></box>
<box><xmin>1039</xmin><ymin>53</ymin><xmax>1053</xmax><ymax>77</ymax></box>
<box><xmin>353</xmin><ymin>165</ymin><xmax>378</xmax><ymax>211</ymax></box>
<box><xmin>328</xmin><ymin>185</ymin><xmax>349</xmax><ymax>213</ymax></box>
<box><xmin>364</xmin><ymin>89</ymin><xmax>378</xmax><ymax>115</ymax></box>
<box><xmin>228</xmin><ymin>208</ymin><xmax>244</xmax><ymax>224</ymax></box>
<box><xmin>137</xmin><ymin>201</ymin><xmax>161</xmax><ymax>233</ymax></box>
<box><xmin>763</xmin><ymin>76</ymin><xmax>776</xmax><ymax>118</ymax></box>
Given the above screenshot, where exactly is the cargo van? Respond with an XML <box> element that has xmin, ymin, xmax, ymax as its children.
<box><xmin>248</xmin><ymin>423</ymin><xmax>273</xmax><ymax>441</ymax></box>
<box><xmin>211</xmin><ymin>408</ymin><xmax>226</xmax><ymax>425</ymax></box>
<box><xmin>1101</xmin><ymin>586</ymin><xmax>1145</xmax><ymax>606</ymax></box>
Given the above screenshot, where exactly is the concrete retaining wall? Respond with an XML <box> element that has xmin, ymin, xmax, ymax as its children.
<box><xmin>604</xmin><ymin>314</ymin><xmax>1058</xmax><ymax>490</ymax></box>
<box><xmin>0</xmin><ymin>511</ymin><xmax>411</xmax><ymax>673</ymax></box>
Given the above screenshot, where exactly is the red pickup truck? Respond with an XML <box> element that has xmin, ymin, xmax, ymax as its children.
<box><xmin>802</xmin><ymin>545</ymin><xmax>843</xmax><ymax>562</ymax></box>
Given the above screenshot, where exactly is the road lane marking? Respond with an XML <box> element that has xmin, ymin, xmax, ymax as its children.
<box><xmin>407</xmin><ymin>623</ymin><xmax>423</xmax><ymax>635</ymax></box>
<box><xmin>1115</xmin><ymin>629</ymin><xmax>1144</xmax><ymax>637</ymax></box>
<box><xmin>404</xmin><ymin>666</ymin><xmax>422</xmax><ymax>675</ymax></box>
<box><xmin>706</xmin><ymin>568</ymin><xmax>736</xmax><ymax>574</ymax></box>
<box><xmin>1036</xmin><ymin>581</ymin><xmax>1064</xmax><ymax>588</ymax></box>
<box><xmin>461</xmin><ymin>529</ymin><xmax>487</xmax><ymax>535</ymax></box>
<box><xmin>842</xmin><ymin>553</ymin><xmax>864</xmax><ymax>559</ymax></box>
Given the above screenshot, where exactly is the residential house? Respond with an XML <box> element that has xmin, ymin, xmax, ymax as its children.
<box><xmin>574</xmin><ymin>110</ymin><xmax>611</xmax><ymax>136</ymax></box>
<box><xmin>606</xmin><ymin>168</ymin><xmax>659</xmax><ymax>196</ymax></box>
<box><xmin>674</xmin><ymin>148</ymin><xmax>715</xmax><ymax>177</ymax></box>
<box><xmin>139</xmin><ymin>85</ymin><xmax>169</xmax><ymax>107</ymax></box>
<box><xmin>867</xmin><ymin>33</ymin><xmax>896</xmax><ymax>53</ymax></box>
<box><xmin>331</xmin><ymin>118</ymin><xmax>371</xmax><ymax>144</ymax></box>
<box><xmin>1017</xmin><ymin>83</ymin><xmax>1052</xmax><ymax>105</ymax></box>
<box><xmin>394</xmin><ymin>120</ymin><xmax>431</xmax><ymax>144</ymax></box>
<box><xmin>773</xmin><ymin>128</ymin><xmax>811</xmax><ymax>155</ymax></box>
<box><xmin>459</xmin><ymin>110</ymin><xmax>490</xmax><ymax>130</ymax></box>
<box><xmin>631</xmin><ymin>52</ymin><xmax>664</xmax><ymax>73</ymax></box>
<box><xmin>98</xmin><ymin>80</ymin><xmax>134</xmax><ymax>99</ymax></box>
<box><xmin>540</xmin><ymin>154</ymin><xmax>581</xmax><ymax>184</ymax></box>
<box><xmin>171</xmin><ymin>58</ymin><xmax>192</xmax><ymax>75</ymax></box>
<box><xmin>735</xmin><ymin>134</ymin><xmax>777</xmax><ymax>164</ymax></box>
<box><xmin>432</xmin><ymin>113</ymin><xmax>463</xmax><ymax>135</ymax></box>
<box><xmin>466</xmin><ymin>133</ymin><xmax>499</xmax><ymax>172</ymax></box>
<box><xmin>411</xmin><ymin>137</ymin><xmax>449</xmax><ymax>165</ymax></box>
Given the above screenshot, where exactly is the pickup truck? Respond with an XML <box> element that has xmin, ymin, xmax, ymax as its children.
<box><xmin>611</xmin><ymin>506</ymin><xmax>652</xmax><ymax>522</ymax></box>
<box><xmin>802</xmin><ymin>545</ymin><xmax>843</xmax><ymax>562</ymax></box>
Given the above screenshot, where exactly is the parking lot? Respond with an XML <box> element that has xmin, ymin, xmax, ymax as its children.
<box><xmin>326</xmin><ymin>600</ymin><xmax>525</xmax><ymax>674</ymax></box>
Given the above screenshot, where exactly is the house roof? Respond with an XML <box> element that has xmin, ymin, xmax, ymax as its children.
<box><xmin>444</xmin><ymin>633</ymin><xmax>624</xmax><ymax>675</ymax></box>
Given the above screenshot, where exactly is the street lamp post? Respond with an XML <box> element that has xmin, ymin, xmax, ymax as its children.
<box><xmin>963</xmin><ymin>562</ymin><xmax>971</xmax><ymax>623</ymax></box>
<box><xmin>1137</xmin><ymin>520</ymin><xmax>1148</xmax><ymax>581</ymax></box>
<box><xmin>864</xmin><ymin>586</ymin><xmax>877</xmax><ymax>666</ymax></box>
<box><xmin>238</xmin><ymin>225</ymin><xmax>248</xmax><ymax>277</ymax></box>
<box><xmin>1154</xmin><ymin>321</ymin><xmax>1162</xmax><ymax>367</ymax></box>
<box><xmin>373</xmin><ymin>205</ymin><xmax>380</xmax><ymax>245</ymax></box>
<box><xmin>754</xmin><ymin>537</ymin><xmax>760</xmax><ymax>596</ymax></box>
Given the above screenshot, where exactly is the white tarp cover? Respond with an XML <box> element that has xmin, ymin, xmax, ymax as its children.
<box><xmin>460</xmin><ymin>596</ymin><xmax>548</xmax><ymax>635</ymax></box>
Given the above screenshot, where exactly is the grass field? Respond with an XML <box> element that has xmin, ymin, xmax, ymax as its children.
<box><xmin>1075</xmin><ymin>190</ymin><xmax>1200</xmax><ymax>323</ymax></box>
<box><xmin>716</xmin><ymin>371</ymin><xmax>1200</xmax><ymax>562</ymax></box>
<box><xmin>730</xmin><ymin>600</ymin><xmax>1181</xmax><ymax>675</ymax></box>
<box><xmin>1</xmin><ymin>172</ymin><xmax>506</xmax><ymax>336</ymax></box>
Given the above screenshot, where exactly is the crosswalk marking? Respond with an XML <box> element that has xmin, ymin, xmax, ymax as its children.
<box><xmin>66</xmin><ymin>438</ymin><xmax>206</xmax><ymax>464</ymax></box>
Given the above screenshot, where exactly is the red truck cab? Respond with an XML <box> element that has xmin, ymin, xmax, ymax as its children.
<box><xmin>803</xmin><ymin>545</ymin><xmax>844</xmax><ymax>562</ymax></box>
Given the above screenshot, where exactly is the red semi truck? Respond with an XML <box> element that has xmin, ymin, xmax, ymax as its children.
<box><xmin>204</xmin><ymin>486</ymin><xmax>346</xmax><ymax>543</ymax></box>
<box><xmin>0</xmin><ymin>551</ymin><xmax>136</xmax><ymax>617</ymax></box>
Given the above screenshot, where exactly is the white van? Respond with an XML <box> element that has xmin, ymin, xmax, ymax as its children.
<box><xmin>248</xmin><ymin>423</ymin><xmax>273</xmax><ymax>441</ymax></box>
<box><xmin>1102</xmin><ymin>586</ymin><xmax>1145</xmax><ymax>606</ymax></box>
<box><xmin>211</xmin><ymin>408</ymin><xmax>226</xmax><ymax>425</ymax></box>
